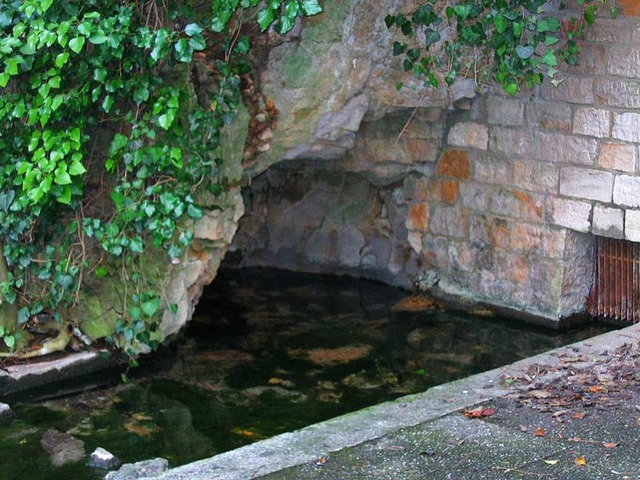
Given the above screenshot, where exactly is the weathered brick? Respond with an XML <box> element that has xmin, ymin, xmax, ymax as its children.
<box><xmin>585</xmin><ymin>18</ymin><xmax>633</xmax><ymax>42</ymax></box>
<box><xmin>487</xmin><ymin>95</ymin><xmax>524</xmax><ymax>126</ymax></box>
<box><xmin>510</xmin><ymin>222</ymin><xmax>566</xmax><ymax>258</ymax></box>
<box><xmin>572</xmin><ymin>108</ymin><xmax>611</xmax><ymax>138</ymax></box>
<box><xmin>490</xmin><ymin>188</ymin><xmax>544</xmax><ymax>222</ymax></box>
<box><xmin>540</xmin><ymin>76</ymin><xmax>594</xmax><ymax>104</ymax></box>
<box><xmin>620</xmin><ymin>0</ymin><xmax>640</xmax><ymax>17</ymax></box>
<box><xmin>612</xmin><ymin>112</ymin><xmax>640</xmax><ymax>142</ymax></box>
<box><xmin>429</xmin><ymin>205</ymin><xmax>468</xmax><ymax>238</ymax></box>
<box><xmin>436</xmin><ymin>149</ymin><xmax>471</xmax><ymax>179</ymax></box>
<box><xmin>567</xmin><ymin>44</ymin><xmax>607</xmax><ymax>75</ymax></box>
<box><xmin>546</xmin><ymin>197</ymin><xmax>592</xmax><ymax>232</ymax></box>
<box><xmin>559</xmin><ymin>167</ymin><xmax>613</xmax><ymax>202</ymax></box>
<box><xmin>526</xmin><ymin>101</ymin><xmax>572</xmax><ymax>133</ymax></box>
<box><xmin>505</xmin><ymin>253</ymin><xmax>530</xmax><ymax>284</ymax></box>
<box><xmin>513</xmin><ymin>160</ymin><xmax>559</xmax><ymax>194</ymax></box>
<box><xmin>448</xmin><ymin>241</ymin><xmax>476</xmax><ymax>273</ymax></box>
<box><xmin>403</xmin><ymin>137</ymin><xmax>439</xmax><ymax>163</ymax></box>
<box><xmin>597</xmin><ymin>142</ymin><xmax>637</xmax><ymax>172</ymax></box>
<box><xmin>594</xmin><ymin>78</ymin><xmax>640</xmax><ymax>108</ymax></box>
<box><xmin>592</xmin><ymin>204</ymin><xmax>624</xmax><ymax>239</ymax></box>
<box><xmin>490</xmin><ymin>127</ymin><xmax>534</xmax><ymax>157</ymax></box>
<box><xmin>447</xmin><ymin>122</ymin><xmax>489</xmax><ymax>150</ymax></box>
<box><xmin>459</xmin><ymin>182</ymin><xmax>493</xmax><ymax>211</ymax></box>
<box><xmin>406</xmin><ymin>202</ymin><xmax>429</xmax><ymax>232</ymax></box>
<box><xmin>608</xmin><ymin>46</ymin><xmax>640</xmax><ymax>79</ymax></box>
<box><xmin>474</xmin><ymin>154</ymin><xmax>512</xmax><ymax>184</ymax></box>
<box><xmin>441</xmin><ymin>179</ymin><xmax>458</xmax><ymax>204</ymax></box>
<box><xmin>625</xmin><ymin>209</ymin><xmax>640</xmax><ymax>242</ymax></box>
<box><xmin>613</xmin><ymin>174</ymin><xmax>640</xmax><ymax>208</ymax></box>
<box><xmin>536</xmin><ymin>132</ymin><xmax>598</xmax><ymax>165</ymax></box>
<box><xmin>469</xmin><ymin>215</ymin><xmax>510</xmax><ymax>248</ymax></box>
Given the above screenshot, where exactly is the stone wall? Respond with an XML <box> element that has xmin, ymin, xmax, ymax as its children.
<box><xmin>232</xmin><ymin>2</ymin><xmax>640</xmax><ymax>325</ymax></box>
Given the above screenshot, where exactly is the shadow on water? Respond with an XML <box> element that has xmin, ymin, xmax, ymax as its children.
<box><xmin>0</xmin><ymin>267</ymin><xmax>613</xmax><ymax>479</ymax></box>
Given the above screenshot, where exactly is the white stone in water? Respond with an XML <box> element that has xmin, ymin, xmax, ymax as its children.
<box><xmin>88</xmin><ymin>447</ymin><xmax>120</xmax><ymax>470</ymax></box>
<box><xmin>0</xmin><ymin>402</ymin><xmax>10</xmax><ymax>418</ymax></box>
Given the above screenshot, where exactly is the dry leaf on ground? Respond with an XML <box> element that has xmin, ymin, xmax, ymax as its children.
<box><xmin>464</xmin><ymin>407</ymin><xmax>496</xmax><ymax>418</ymax></box>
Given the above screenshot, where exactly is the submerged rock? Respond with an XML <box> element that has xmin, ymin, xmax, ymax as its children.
<box><xmin>0</xmin><ymin>402</ymin><xmax>11</xmax><ymax>418</ymax></box>
<box><xmin>104</xmin><ymin>458</ymin><xmax>169</xmax><ymax>480</ymax></box>
<box><xmin>40</xmin><ymin>428</ymin><xmax>86</xmax><ymax>467</ymax></box>
<box><xmin>88</xmin><ymin>447</ymin><xmax>121</xmax><ymax>470</ymax></box>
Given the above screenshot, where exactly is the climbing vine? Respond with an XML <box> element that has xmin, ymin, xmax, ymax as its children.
<box><xmin>386</xmin><ymin>0</ymin><xmax>606</xmax><ymax>95</ymax></box>
<box><xmin>0</xmin><ymin>0</ymin><xmax>321</xmax><ymax>358</ymax></box>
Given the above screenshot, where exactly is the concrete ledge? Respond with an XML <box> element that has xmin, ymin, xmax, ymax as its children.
<box><xmin>142</xmin><ymin>323</ymin><xmax>640</xmax><ymax>480</ymax></box>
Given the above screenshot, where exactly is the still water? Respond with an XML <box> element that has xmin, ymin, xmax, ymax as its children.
<box><xmin>0</xmin><ymin>268</ymin><xmax>610</xmax><ymax>479</ymax></box>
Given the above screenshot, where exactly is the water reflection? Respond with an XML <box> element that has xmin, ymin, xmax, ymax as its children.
<box><xmin>0</xmin><ymin>267</ymin><xmax>610</xmax><ymax>480</ymax></box>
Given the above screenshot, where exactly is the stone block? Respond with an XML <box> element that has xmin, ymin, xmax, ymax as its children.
<box><xmin>585</xmin><ymin>18</ymin><xmax>633</xmax><ymax>42</ymax></box>
<box><xmin>566</xmin><ymin>44</ymin><xmax>607</xmax><ymax>75</ymax></box>
<box><xmin>469</xmin><ymin>215</ymin><xmax>511</xmax><ymax>248</ymax></box>
<box><xmin>490</xmin><ymin>188</ymin><xmax>544</xmax><ymax>222</ymax></box>
<box><xmin>436</xmin><ymin>149</ymin><xmax>472</xmax><ymax>179</ymax></box>
<box><xmin>625</xmin><ymin>209</ymin><xmax>640</xmax><ymax>241</ymax></box>
<box><xmin>487</xmin><ymin>95</ymin><xmax>524</xmax><ymax>126</ymax></box>
<box><xmin>406</xmin><ymin>202</ymin><xmax>429</xmax><ymax>232</ymax></box>
<box><xmin>490</xmin><ymin>127</ymin><xmax>533</xmax><ymax>157</ymax></box>
<box><xmin>510</xmin><ymin>222</ymin><xmax>567</xmax><ymax>258</ymax></box>
<box><xmin>447</xmin><ymin>122</ymin><xmax>489</xmax><ymax>150</ymax></box>
<box><xmin>620</xmin><ymin>0</ymin><xmax>640</xmax><ymax>16</ymax></box>
<box><xmin>513</xmin><ymin>160</ymin><xmax>559</xmax><ymax>194</ymax></box>
<box><xmin>535</xmin><ymin>131</ymin><xmax>598</xmax><ymax>165</ymax></box>
<box><xmin>613</xmin><ymin>175</ymin><xmax>640</xmax><ymax>208</ymax></box>
<box><xmin>612</xmin><ymin>112</ymin><xmax>640</xmax><ymax>142</ymax></box>
<box><xmin>474</xmin><ymin>154</ymin><xmax>513</xmax><ymax>184</ymax></box>
<box><xmin>504</xmin><ymin>253</ymin><xmax>530</xmax><ymax>285</ymax></box>
<box><xmin>597</xmin><ymin>142</ymin><xmax>637</xmax><ymax>172</ymax></box>
<box><xmin>526</xmin><ymin>101</ymin><xmax>572</xmax><ymax>133</ymax></box>
<box><xmin>448</xmin><ymin>241</ymin><xmax>476</xmax><ymax>273</ymax></box>
<box><xmin>460</xmin><ymin>182</ymin><xmax>493</xmax><ymax>212</ymax></box>
<box><xmin>559</xmin><ymin>167</ymin><xmax>613</xmax><ymax>202</ymax></box>
<box><xmin>403</xmin><ymin>137</ymin><xmax>439</xmax><ymax>163</ymax></box>
<box><xmin>572</xmin><ymin>108</ymin><xmax>611</xmax><ymax>138</ymax></box>
<box><xmin>594</xmin><ymin>79</ymin><xmax>640</xmax><ymax>109</ymax></box>
<box><xmin>592</xmin><ymin>204</ymin><xmax>624</xmax><ymax>239</ymax></box>
<box><xmin>540</xmin><ymin>76</ymin><xmax>594</xmax><ymax>104</ymax></box>
<box><xmin>429</xmin><ymin>205</ymin><xmax>468</xmax><ymax>239</ymax></box>
<box><xmin>441</xmin><ymin>179</ymin><xmax>458</xmax><ymax>204</ymax></box>
<box><xmin>546</xmin><ymin>197</ymin><xmax>592</xmax><ymax>232</ymax></box>
<box><xmin>608</xmin><ymin>46</ymin><xmax>640</xmax><ymax>79</ymax></box>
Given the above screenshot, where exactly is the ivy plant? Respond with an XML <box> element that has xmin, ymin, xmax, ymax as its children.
<box><xmin>386</xmin><ymin>0</ymin><xmax>604</xmax><ymax>95</ymax></box>
<box><xmin>0</xmin><ymin>0</ymin><xmax>321</xmax><ymax>358</ymax></box>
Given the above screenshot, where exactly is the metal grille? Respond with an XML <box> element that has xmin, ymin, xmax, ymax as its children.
<box><xmin>587</xmin><ymin>236</ymin><xmax>640</xmax><ymax>323</ymax></box>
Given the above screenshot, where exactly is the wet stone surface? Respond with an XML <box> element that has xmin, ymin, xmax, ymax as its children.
<box><xmin>0</xmin><ymin>268</ymin><xmax>609</xmax><ymax>480</ymax></box>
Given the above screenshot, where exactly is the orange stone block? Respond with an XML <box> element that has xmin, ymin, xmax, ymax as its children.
<box><xmin>408</xmin><ymin>203</ymin><xmax>429</xmax><ymax>232</ymax></box>
<box><xmin>436</xmin><ymin>149</ymin><xmax>471</xmax><ymax>179</ymax></box>
<box><xmin>620</xmin><ymin>0</ymin><xmax>640</xmax><ymax>16</ymax></box>
<box><xmin>441</xmin><ymin>179</ymin><xmax>458</xmax><ymax>204</ymax></box>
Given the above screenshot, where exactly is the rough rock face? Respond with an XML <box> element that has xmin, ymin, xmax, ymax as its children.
<box><xmin>248</xmin><ymin>0</ymin><xmax>476</xmax><ymax>176</ymax></box>
<box><xmin>40</xmin><ymin>429</ymin><xmax>86</xmax><ymax>467</ymax></box>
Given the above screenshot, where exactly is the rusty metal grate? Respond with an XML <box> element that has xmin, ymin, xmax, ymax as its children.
<box><xmin>587</xmin><ymin>236</ymin><xmax>640</xmax><ymax>323</ymax></box>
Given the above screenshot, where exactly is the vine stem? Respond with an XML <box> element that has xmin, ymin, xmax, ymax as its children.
<box><xmin>395</xmin><ymin>93</ymin><xmax>426</xmax><ymax>145</ymax></box>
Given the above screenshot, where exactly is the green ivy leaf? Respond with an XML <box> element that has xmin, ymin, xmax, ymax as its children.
<box><xmin>503</xmin><ymin>82</ymin><xmax>518</xmax><ymax>96</ymax></box>
<box><xmin>184</xmin><ymin>23</ymin><xmax>203</xmax><ymax>36</ymax></box>
<box><xmin>515</xmin><ymin>45</ymin><xmax>534</xmax><ymax>59</ymax></box>
<box><xmin>141</xmin><ymin>297</ymin><xmax>160</xmax><ymax>317</ymax></box>
<box><xmin>69</xmin><ymin>36</ymin><xmax>85</xmax><ymax>54</ymax></box>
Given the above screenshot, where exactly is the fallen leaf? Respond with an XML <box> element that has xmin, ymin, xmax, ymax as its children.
<box><xmin>315</xmin><ymin>456</ymin><xmax>328</xmax><ymax>466</ymax></box>
<box><xmin>534</xmin><ymin>427</ymin><xmax>546</xmax><ymax>437</ymax></box>
<box><xmin>543</xmin><ymin>459</ymin><xmax>560</xmax><ymax>465</ymax></box>
<box><xmin>529</xmin><ymin>389</ymin><xmax>552</xmax><ymax>399</ymax></box>
<box><xmin>568</xmin><ymin>436</ymin><xmax>581</xmax><ymax>442</ymax></box>
<box><xmin>571</xmin><ymin>412</ymin><xmax>586</xmax><ymax>420</ymax></box>
<box><xmin>552</xmin><ymin>409</ymin><xmax>570</xmax><ymax>418</ymax></box>
<box><xmin>603</xmin><ymin>442</ymin><xmax>619</xmax><ymax>449</ymax></box>
<box><xmin>574</xmin><ymin>455</ymin><xmax>587</xmax><ymax>466</ymax></box>
<box><xmin>464</xmin><ymin>407</ymin><xmax>496</xmax><ymax>418</ymax></box>
<box><xmin>446</xmin><ymin>438</ymin><xmax>466</xmax><ymax>446</ymax></box>
<box><xmin>519</xmin><ymin>425</ymin><xmax>528</xmax><ymax>432</ymax></box>
<box><xmin>588</xmin><ymin>385</ymin><xmax>604</xmax><ymax>393</ymax></box>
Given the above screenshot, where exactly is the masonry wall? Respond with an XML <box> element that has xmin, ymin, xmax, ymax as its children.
<box><xmin>401</xmin><ymin>6</ymin><xmax>640</xmax><ymax>322</ymax></box>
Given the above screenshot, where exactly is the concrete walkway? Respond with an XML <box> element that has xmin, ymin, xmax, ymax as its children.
<box><xmin>140</xmin><ymin>323</ymin><xmax>640</xmax><ymax>480</ymax></box>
